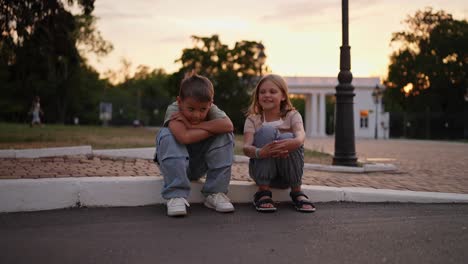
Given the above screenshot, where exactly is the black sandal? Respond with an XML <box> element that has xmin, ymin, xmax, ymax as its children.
<box><xmin>253</xmin><ymin>190</ymin><xmax>277</xmax><ymax>212</ymax></box>
<box><xmin>290</xmin><ymin>191</ymin><xmax>316</xmax><ymax>212</ymax></box>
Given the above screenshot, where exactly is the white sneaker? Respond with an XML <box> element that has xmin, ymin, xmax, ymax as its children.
<box><xmin>204</xmin><ymin>193</ymin><xmax>235</xmax><ymax>213</ymax></box>
<box><xmin>167</xmin><ymin>197</ymin><xmax>190</xmax><ymax>216</ymax></box>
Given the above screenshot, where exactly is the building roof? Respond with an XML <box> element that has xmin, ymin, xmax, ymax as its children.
<box><xmin>284</xmin><ymin>76</ymin><xmax>381</xmax><ymax>88</ymax></box>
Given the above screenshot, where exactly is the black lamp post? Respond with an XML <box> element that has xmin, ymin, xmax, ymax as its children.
<box><xmin>333</xmin><ymin>0</ymin><xmax>357</xmax><ymax>166</ymax></box>
<box><xmin>464</xmin><ymin>87</ymin><xmax>468</xmax><ymax>139</ymax></box>
<box><xmin>371</xmin><ymin>85</ymin><xmax>383</xmax><ymax>139</ymax></box>
<box><xmin>257</xmin><ymin>43</ymin><xmax>266</xmax><ymax>76</ymax></box>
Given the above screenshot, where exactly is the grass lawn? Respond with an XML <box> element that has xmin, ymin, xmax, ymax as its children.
<box><xmin>0</xmin><ymin>123</ymin><xmax>332</xmax><ymax>164</ymax></box>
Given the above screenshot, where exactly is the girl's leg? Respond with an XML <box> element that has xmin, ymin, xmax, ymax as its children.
<box><xmin>156</xmin><ymin>128</ymin><xmax>191</xmax><ymax>199</ymax></box>
<box><xmin>249</xmin><ymin>126</ymin><xmax>279</xmax><ymax>209</ymax></box>
<box><xmin>249</xmin><ymin>126</ymin><xmax>278</xmax><ymax>186</ymax></box>
<box><xmin>275</xmin><ymin>133</ymin><xmax>314</xmax><ymax>211</ymax></box>
<box><xmin>275</xmin><ymin>132</ymin><xmax>304</xmax><ymax>188</ymax></box>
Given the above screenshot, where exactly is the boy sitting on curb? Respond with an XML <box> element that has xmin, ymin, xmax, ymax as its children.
<box><xmin>155</xmin><ymin>73</ymin><xmax>235</xmax><ymax>216</ymax></box>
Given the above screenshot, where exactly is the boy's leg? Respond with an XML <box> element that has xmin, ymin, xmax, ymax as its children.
<box><xmin>199</xmin><ymin>132</ymin><xmax>235</xmax><ymax>212</ymax></box>
<box><xmin>186</xmin><ymin>133</ymin><xmax>234</xmax><ymax>212</ymax></box>
<box><xmin>156</xmin><ymin>128</ymin><xmax>191</xmax><ymax>200</ymax></box>
<box><xmin>192</xmin><ymin>132</ymin><xmax>234</xmax><ymax>196</ymax></box>
<box><xmin>204</xmin><ymin>132</ymin><xmax>234</xmax><ymax>195</ymax></box>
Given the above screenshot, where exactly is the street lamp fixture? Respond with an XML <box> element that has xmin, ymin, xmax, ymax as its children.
<box><xmin>257</xmin><ymin>43</ymin><xmax>266</xmax><ymax>76</ymax></box>
<box><xmin>464</xmin><ymin>86</ymin><xmax>468</xmax><ymax>139</ymax></box>
<box><xmin>371</xmin><ymin>85</ymin><xmax>383</xmax><ymax>139</ymax></box>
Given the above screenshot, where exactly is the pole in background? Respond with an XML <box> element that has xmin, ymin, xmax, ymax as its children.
<box><xmin>333</xmin><ymin>0</ymin><xmax>358</xmax><ymax>166</ymax></box>
<box><xmin>372</xmin><ymin>85</ymin><xmax>382</xmax><ymax>139</ymax></box>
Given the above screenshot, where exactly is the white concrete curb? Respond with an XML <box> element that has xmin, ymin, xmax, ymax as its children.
<box><xmin>93</xmin><ymin>148</ymin><xmax>155</xmax><ymax>160</ymax></box>
<box><xmin>341</xmin><ymin>187</ymin><xmax>468</xmax><ymax>203</ymax></box>
<box><xmin>304</xmin><ymin>163</ymin><xmax>397</xmax><ymax>173</ymax></box>
<box><xmin>0</xmin><ymin>178</ymin><xmax>80</xmax><ymax>212</ymax></box>
<box><xmin>0</xmin><ymin>146</ymin><xmax>92</xmax><ymax>158</ymax></box>
<box><xmin>1</xmin><ymin>177</ymin><xmax>467</xmax><ymax>213</ymax></box>
<box><xmin>0</xmin><ymin>149</ymin><xmax>15</xmax><ymax>158</ymax></box>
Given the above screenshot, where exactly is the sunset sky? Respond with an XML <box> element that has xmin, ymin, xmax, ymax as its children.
<box><xmin>87</xmin><ymin>0</ymin><xmax>467</xmax><ymax>81</ymax></box>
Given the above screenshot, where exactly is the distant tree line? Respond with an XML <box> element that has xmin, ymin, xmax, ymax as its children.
<box><xmin>1</xmin><ymin>0</ymin><xmax>112</xmax><ymax>124</ymax></box>
<box><xmin>384</xmin><ymin>8</ymin><xmax>467</xmax><ymax>139</ymax></box>
<box><xmin>2</xmin><ymin>3</ymin><xmax>465</xmax><ymax>139</ymax></box>
<box><xmin>1</xmin><ymin>1</ymin><xmax>266</xmax><ymax>131</ymax></box>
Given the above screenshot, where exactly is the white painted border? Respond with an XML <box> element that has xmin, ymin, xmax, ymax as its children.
<box><xmin>0</xmin><ymin>178</ymin><xmax>80</xmax><ymax>212</ymax></box>
<box><xmin>1</xmin><ymin>177</ymin><xmax>467</xmax><ymax>213</ymax></box>
<box><xmin>0</xmin><ymin>146</ymin><xmax>92</xmax><ymax>158</ymax></box>
<box><xmin>93</xmin><ymin>147</ymin><xmax>155</xmax><ymax>159</ymax></box>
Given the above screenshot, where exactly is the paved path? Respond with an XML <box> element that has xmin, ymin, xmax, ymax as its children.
<box><xmin>1</xmin><ymin>138</ymin><xmax>467</xmax><ymax>194</ymax></box>
<box><xmin>303</xmin><ymin>138</ymin><xmax>468</xmax><ymax>193</ymax></box>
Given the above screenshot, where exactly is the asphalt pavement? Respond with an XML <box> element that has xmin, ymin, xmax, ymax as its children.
<box><xmin>1</xmin><ymin>203</ymin><xmax>468</xmax><ymax>264</ymax></box>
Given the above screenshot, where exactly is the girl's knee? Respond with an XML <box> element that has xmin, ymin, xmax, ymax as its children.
<box><xmin>254</xmin><ymin>126</ymin><xmax>279</xmax><ymax>147</ymax></box>
<box><xmin>277</xmin><ymin>132</ymin><xmax>294</xmax><ymax>140</ymax></box>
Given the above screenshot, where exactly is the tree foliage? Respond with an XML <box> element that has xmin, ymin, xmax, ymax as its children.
<box><xmin>0</xmin><ymin>0</ymin><xmax>112</xmax><ymax>124</ymax></box>
<box><xmin>1</xmin><ymin>5</ymin><xmax>267</xmax><ymax>129</ymax></box>
<box><xmin>385</xmin><ymin>7</ymin><xmax>467</xmax><ymax>114</ymax></box>
<box><xmin>172</xmin><ymin>34</ymin><xmax>268</xmax><ymax>132</ymax></box>
<box><xmin>105</xmin><ymin>65</ymin><xmax>171</xmax><ymax>126</ymax></box>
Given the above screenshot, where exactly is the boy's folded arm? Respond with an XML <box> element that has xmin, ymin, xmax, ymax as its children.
<box><xmin>192</xmin><ymin>116</ymin><xmax>234</xmax><ymax>134</ymax></box>
<box><xmin>169</xmin><ymin>120</ymin><xmax>213</xmax><ymax>144</ymax></box>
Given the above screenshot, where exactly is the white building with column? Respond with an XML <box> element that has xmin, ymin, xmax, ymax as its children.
<box><xmin>284</xmin><ymin>76</ymin><xmax>389</xmax><ymax>139</ymax></box>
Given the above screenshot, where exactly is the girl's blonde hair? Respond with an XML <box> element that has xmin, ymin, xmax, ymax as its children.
<box><xmin>246</xmin><ymin>74</ymin><xmax>295</xmax><ymax>117</ymax></box>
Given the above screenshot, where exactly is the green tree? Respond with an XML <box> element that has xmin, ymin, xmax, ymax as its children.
<box><xmin>0</xmin><ymin>0</ymin><xmax>112</xmax><ymax>124</ymax></box>
<box><xmin>172</xmin><ymin>35</ymin><xmax>268</xmax><ymax>132</ymax></box>
<box><xmin>385</xmin><ymin>7</ymin><xmax>467</xmax><ymax>114</ymax></box>
<box><xmin>103</xmin><ymin>61</ymin><xmax>171</xmax><ymax>126</ymax></box>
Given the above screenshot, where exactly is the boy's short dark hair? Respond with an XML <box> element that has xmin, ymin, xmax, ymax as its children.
<box><xmin>179</xmin><ymin>74</ymin><xmax>214</xmax><ymax>102</ymax></box>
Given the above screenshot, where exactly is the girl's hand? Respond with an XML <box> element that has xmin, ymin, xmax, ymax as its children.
<box><xmin>269</xmin><ymin>140</ymin><xmax>290</xmax><ymax>158</ymax></box>
<box><xmin>170</xmin><ymin>112</ymin><xmax>191</xmax><ymax>128</ymax></box>
<box><xmin>260</xmin><ymin>141</ymin><xmax>288</xmax><ymax>158</ymax></box>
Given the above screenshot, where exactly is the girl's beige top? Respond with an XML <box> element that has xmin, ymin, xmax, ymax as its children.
<box><xmin>244</xmin><ymin>110</ymin><xmax>303</xmax><ymax>134</ymax></box>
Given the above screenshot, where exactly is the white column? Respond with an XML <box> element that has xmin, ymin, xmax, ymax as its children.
<box><xmin>376</xmin><ymin>100</ymin><xmax>381</xmax><ymax>139</ymax></box>
<box><xmin>311</xmin><ymin>93</ymin><xmax>317</xmax><ymax>136</ymax></box>
<box><xmin>318</xmin><ymin>93</ymin><xmax>326</xmax><ymax>136</ymax></box>
<box><xmin>305</xmin><ymin>94</ymin><xmax>313</xmax><ymax>137</ymax></box>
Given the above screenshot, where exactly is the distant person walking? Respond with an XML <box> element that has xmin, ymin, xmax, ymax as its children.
<box><xmin>30</xmin><ymin>96</ymin><xmax>43</xmax><ymax>127</ymax></box>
